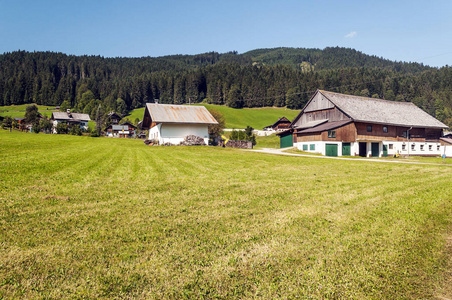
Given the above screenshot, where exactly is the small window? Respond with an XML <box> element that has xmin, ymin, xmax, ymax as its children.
<box><xmin>429</xmin><ymin>145</ymin><xmax>433</xmax><ymax>151</ymax></box>
<box><xmin>383</xmin><ymin>126</ymin><xmax>388</xmax><ymax>133</ymax></box>
<box><xmin>402</xmin><ymin>144</ymin><xmax>406</xmax><ymax>151</ymax></box>
<box><xmin>420</xmin><ymin>144</ymin><xmax>424</xmax><ymax>151</ymax></box>
<box><xmin>303</xmin><ymin>144</ymin><xmax>308</xmax><ymax>151</ymax></box>
<box><xmin>367</xmin><ymin>125</ymin><xmax>372</xmax><ymax>132</ymax></box>
<box><xmin>403</xmin><ymin>131</ymin><xmax>407</xmax><ymax>138</ymax></box>
<box><xmin>437</xmin><ymin>145</ymin><xmax>440</xmax><ymax>151</ymax></box>
<box><xmin>328</xmin><ymin>130</ymin><xmax>336</xmax><ymax>138</ymax></box>
<box><xmin>310</xmin><ymin>144</ymin><xmax>315</xmax><ymax>150</ymax></box>
<box><xmin>411</xmin><ymin>144</ymin><xmax>415</xmax><ymax>151</ymax></box>
<box><xmin>389</xmin><ymin>144</ymin><xmax>393</xmax><ymax>150</ymax></box>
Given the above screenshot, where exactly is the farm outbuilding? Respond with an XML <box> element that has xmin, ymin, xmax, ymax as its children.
<box><xmin>141</xmin><ymin>103</ymin><xmax>218</xmax><ymax>145</ymax></box>
<box><xmin>263</xmin><ymin>117</ymin><xmax>292</xmax><ymax>131</ymax></box>
<box><xmin>282</xmin><ymin>90</ymin><xmax>449</xmax><ymax>157</ymax></box>
<box><xmin>107</xmin><ymin>111</ymin><xmax>122</xmax><ymax>125</ymax></box>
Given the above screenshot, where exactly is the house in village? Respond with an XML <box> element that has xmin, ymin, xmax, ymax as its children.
<box><xmin>13</xmin><ymin>117</ymin><xmax>28</xmax><ymax>131</ymax></box>
<box><xmin>105</xmin><ymin>121</ymin><xmax>137</xmax><ymax>138</ymax></box>
<box><xmin>51</xmin><ymin>109</ymin><xmax>91</xmax><ymax>133</ymax></box>
<box><xmin>107</xmin><ymin>111</ymin><xmax>122</xmax><ymax>125</ymax></box>
<box><xmin>263</xmin><ymin>117</ymin><xmax>292</xmax><ymax>132</ymax></box>
<box><xmin>141</xmin><ymin>103</ymin><xmax>218</xmax><ymax>145</ymax></box>
<box><xmin>279</xmin><ymin>90</ymin><xmax>449</xmax><ymax>157</ymax></box>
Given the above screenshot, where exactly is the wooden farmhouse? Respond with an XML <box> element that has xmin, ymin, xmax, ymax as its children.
<box><xmin>51</xmin><ymin>110</ymin><xmax>91</xmax><ymax>133</ymax></box>
<box><xmin>141</xmin><ymin>103</ymin><xmax>218</xmax><ymax>145</ymax></box>
<box><xmin>263</xmin><ymin>117</ymin><xmax>292</xmax><ymax>131</ymax></box>
<box><xmin>279</xmin><ymin>90</ymin><xmax>449</xmax><ymax>157</ymax></box>
<box><xmin>107</xmin><ymin>111</ymin><xmax>122</xmax><ymax>125</ymax></box>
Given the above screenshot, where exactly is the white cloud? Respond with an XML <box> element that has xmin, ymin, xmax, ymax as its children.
<box><xmin>345</xmin><ymin>31</ymin><xmax>357</xmax><ymax>38</ymax></box>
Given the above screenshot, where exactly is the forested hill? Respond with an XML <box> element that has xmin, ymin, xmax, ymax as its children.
<box><xmin>242</xmin><ymin>47</ymin><xmax>430</xmax><ymax>72</ymax></box>
<box><xmin>1</xmin><ymin>47</ymin><xmax>451</xmax><ymax>127</ymax></box>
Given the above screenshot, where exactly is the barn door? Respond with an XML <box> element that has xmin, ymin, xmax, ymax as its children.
<box><xmin>326</xmin><ymin>144</ymin><xmax>338</xmax><ymax>157</ymax></box>
<box><xmin>371</xmin><ymin>143</ymin><xmax>380</xmax><ymax>157</ymax></box>
<box><xmin>280</xmin><ymin>134</ymin><xmax>293</xmax><ymax>148</ymax></box>
<box><xmin>342</xmin><ymin>143</ymin><xmax>351</xmax><ymax>156</ymax></box>
<box><xmin>382</xmin><ymin>144</ymin><xmax>388</xmax><ymax>157</ymax></box>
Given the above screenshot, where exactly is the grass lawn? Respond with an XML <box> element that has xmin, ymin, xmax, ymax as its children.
<box><xmin>1</xmin><ymin>130</ymin><xmax>452</xmax><ymax>299</ymax></box>
<box><xmin>196</xmin><ymin>104</ymin><xmax>300</xmax><ymax>129</ymax></box>
<box><xmin>255</xmin><ymin>133</ymin><xmax>280</xmax><ymax>149</ymax></box>
<box><xmin>0</xmin><ymin>104</ymin><xmax>57</xmax><ymax>118</ymax></box>
<box><xmin>125</xmin><ymin>104</ymin><xmax>300</xmax><ymax>130</ymax></box>
<box><xmin>124</xmin><ymin>107</ymin><xmax>145</xmax><ymax>124</ymax></box>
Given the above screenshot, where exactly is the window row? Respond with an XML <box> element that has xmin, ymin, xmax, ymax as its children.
<box><xmin>302</xmin><ymin>144</ymin><xmax>316</xmax><ymax>151</ymax></box>
<box><xmin>400</xmin><ymin>144</ymin><xmax>440</xmax><ymax>151</ymax></box>
<box><xmin>367</xmin><ymin>125</ymin><xmax>388</xmax><ymax>133</ymax></box>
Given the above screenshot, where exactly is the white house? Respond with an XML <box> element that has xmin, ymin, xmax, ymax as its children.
<box><xmin>141</xmin><ymin>103</ymin><xmax>218</xmax><ymax>145</ymax></box>
<box><xmin>51</xmin><ymin>110</ymin><xmax>91</xmax><ymax>133</ymax></box>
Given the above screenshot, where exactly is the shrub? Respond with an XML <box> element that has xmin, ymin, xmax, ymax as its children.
<box><xmin>70</xmin><ymin>126</ymin><xmax>82</xmax><ymax>136</ymax></box>
<box><xmin>32</xmin><ymin>124</ymin><xmax>41</xmax><ymax>134</ymax></box>
<box><xmin>56</xmin><ymin>122</ymin><xmax>68</xmax><ymax>134</ymax></box>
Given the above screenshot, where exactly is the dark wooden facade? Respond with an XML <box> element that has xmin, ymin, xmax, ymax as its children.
<box><xmin>265</xmin><ymin>117</ymin><xmax>292</xmax><ymax>131</ymax></box>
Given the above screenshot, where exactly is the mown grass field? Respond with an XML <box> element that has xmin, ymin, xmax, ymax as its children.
<box><xmin>126</xmin><ymin>104</ymin><xmax>300</xmax><ymax>129</ymax></box>
<box><xmin>1</xmin><ymin>130</ymin><xmax>452</xmax><ymax>299</ymax></box>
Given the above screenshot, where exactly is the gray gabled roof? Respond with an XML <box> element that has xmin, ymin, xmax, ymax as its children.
<box><xmin>319</xmin><ymin>90</ymin><xmax>448</xmax><ymax>129</ymax></box>
<box><xmin>145</xmin><ymin>103</ymin><xmax>218</xmax><ymax>125</ymax></box>
<box><xmin>51</xmin><ymin>112</ymin><xmax>91</xmax><ymax>122</ymax></box>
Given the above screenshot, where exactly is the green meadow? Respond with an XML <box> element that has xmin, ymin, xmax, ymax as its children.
<box><xmin>0</xmin><ymin>104</ymin><xmax>57</xmax><ymax>118</ymax></box>
<box><xmin>126</xmin><ymin>104</ymin><xmax>300</xmax><ymax>129</ymax></box>
<box><xmin>1</xmin><ymin>130</ymin><xmax>452</xmax><ymax>299</ymax></box>
<box><xmin>1</xmin><ymin>103</ymin><xmax>300</xmax><ymax>131</ymax></box>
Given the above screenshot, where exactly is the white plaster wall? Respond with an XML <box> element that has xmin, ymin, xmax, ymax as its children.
<box><xmin>296</xmin><ymin>140</ymin><xmax>444</xmax><ymax>157</ymax></box>
<box><xmin>151</xmin><ymin>123</ymin><xmax>209</xmax><ymax>145</ymax></box>
<box><xmin>385</xmin><ymin>141</ymin><xmax>443</xmax><ymax>156</ymax></box>
<box><xmin>297</xmin><ymin>141</ymin><xmax>343</xmax><ymax>156</ymax></box>
<box><xmin>52</xmin><ymin>120</ymin><xmax>59</xmax><ymax>133</ymax></box>
<box><xmin>440</xmin><ymin>145</ymin><xmax>452</xmax><ymax>157</ymax></box>
<box><xmin>148</xmin><ymin>124</ymin><xmax>162</xmax><ymax>142</ymax></box>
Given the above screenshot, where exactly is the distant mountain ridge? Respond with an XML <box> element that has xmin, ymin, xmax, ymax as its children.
<box><xmin>0</xmin><ymin>47</ymin><xmax>451</xmax><ymax>127</ymax></box>
<box><xmin>242</xmin><ymin>47</ymin><xmax>430</xmax><ymax>73</ymax></box>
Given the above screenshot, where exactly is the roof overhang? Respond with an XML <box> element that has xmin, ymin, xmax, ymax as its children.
<box><xmin>353</xmin><ymin>119</ymin><xmax>448</xmax><ymax>130</ymax></box>
<box><xmin>297</xmin><ymin>119</ymin><xmax>328</xmax><ymax>129</ymax></box>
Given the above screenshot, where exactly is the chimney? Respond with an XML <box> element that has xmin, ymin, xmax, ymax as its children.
<box><xmin>67</xmin><ymin>109</ymin><xmax>72</xmax><ymax>117</ymax></box>
<box><xmin>154</xmin><ymin>99</ymin><xmax>159</xmax><ymax>104</ymax></box>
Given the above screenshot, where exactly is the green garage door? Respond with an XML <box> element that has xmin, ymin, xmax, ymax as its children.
<box><xmin>342</xmin><ymin>143</ymin><xmax>351</xmax><ymax>156</ymax></box>
<box><xmin>371</xmin><ymin>143</ymin><xmax>380</xmax><ymax>157</ymax></box>
<box><xmin>280</xmin><ymin>134</ymin><xmax>293</xmax><ymax>148</ymax></box>
<box><xmin>382</xmin><ymin>144</ymin><xmax>388</xmax><ymax>157</ymax></box>
<box><xmin>326</xmin><ymin>144</ymin><xmax>338</xmax><ymax>157</ymax></box>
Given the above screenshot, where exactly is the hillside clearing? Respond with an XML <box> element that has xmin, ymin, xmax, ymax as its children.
<box><xmin>0</xmin><ymin>104</ymin><xmax>57</xmax><ymax>118</ymax></box>
<box><xmin>1</xmin><ymin>131</ymin><xmax>451</xmax><ymax>299</ymax></box>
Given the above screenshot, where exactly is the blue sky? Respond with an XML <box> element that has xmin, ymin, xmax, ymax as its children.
<box><xmin>1</xmin><ymin>0</ymin><xmax>451</xmax><ymax>67</ymax></box>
